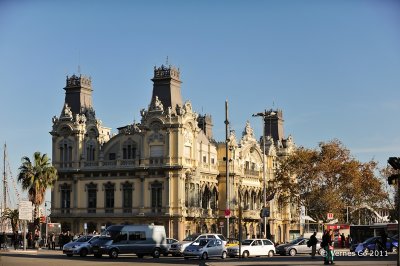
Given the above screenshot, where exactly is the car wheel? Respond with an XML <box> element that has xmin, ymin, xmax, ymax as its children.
<box><xmin>94</xmin><ymin>253</ymin><xmax>102</xmax><ymax>258</ymax></box>
<box><xmin>152</xmin><ymin>248</ymin><xmax>161</xmax><ymax>258</ymax></box>
<box><xmin>268</xmin><ymin>250</ymin><xmax>274</xmax><ymax>257</ymax></box>
<box><xmin>79</xmin><ymin>248</ymin><xmax>88</xmax><ymax>257</ymax></box>
<box><xmin>66</xmin><ymin>254</ymin><xmax>73</xmax><ymax>257</ymax></box>
<box><xmin>289</xmin><ymin>249</ymin><xmax>297</xmax><ymax>256</ymax></box>
<box><xmin>221</xmin><ymin>251</ymin><xmax>227</xmax><ymax>259</ymax></box>
<box><xmin>109</xmin><ymin>249</ymin><xmax>118</xmax><ymax>259</ymax></box>
<box><xmin>201</xmin><ymin>252</ymin><xmax>208</xmax><ymax>260</ymax></box>
<box><xmin>242</xmin><ymin>251</ymin><xmax>249</xmax><ymax>258</ymax></box>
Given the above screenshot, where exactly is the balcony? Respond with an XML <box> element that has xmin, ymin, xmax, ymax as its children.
<box><xmin>244</xmin><ymin>169</ymin><xmax>260</xmax><ymax>177</ymax></box>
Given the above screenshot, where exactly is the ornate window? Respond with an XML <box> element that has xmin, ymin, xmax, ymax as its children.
<box><xmin>86</xmin><ymin>140</ymin><xmax>96</xmax><ymax>161</ymax></box>
<box><xmin>104</xmin><ymin>182</ymin><xmax>115</xmax><ymax>213</ymax></box>
<box><xmin>59</xmin><ymin>139</ymin><xmax>73</xmax><ymax>168</ymax></box>
<box><xmin>122</xmin><ymin>140</ymin><xmax>137</xmax><ymax>160</ymax></box>
<box><xmin>60</xmin><ymin>183</ymin><xmax>71</xmax><ymax>214</ymax></box>
<box><xmin>151</xmin><ymin>181</ymin><xmax>162</xmax><ymax>213</ymax></box>
<box><xmin>122</xmin><ymin>182</ymin><xmax>133</xmax><ymax>213</ymax></box>
<box><xmin>86</xmin><ymin>183</ymin><xmax>97</xmax><ymax>213</ymax></box>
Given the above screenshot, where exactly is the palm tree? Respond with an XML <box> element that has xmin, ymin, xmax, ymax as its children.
<box><xmin>2</xmin><ymin>208</ymin><xmax>19</xmax><ymax>233</ymax></box>
<box><xmin>17</xmin><ymin>152</ymin><xmax>58</xmax><ymax>225</ymax></box>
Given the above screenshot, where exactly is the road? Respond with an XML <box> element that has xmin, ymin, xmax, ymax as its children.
<box><xmin>0</xmin><ymin>249</ymin><xmax>396</xmax><ymax>266</ymax></box>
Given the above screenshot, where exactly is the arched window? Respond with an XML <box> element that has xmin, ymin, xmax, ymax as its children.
<box><xmin>122</xmin><ymin>182</ymin><xmax>133</xmax><ymax>213</ymax></box>
<box><xmin>104</xmin><ymin>182</ymin><xmax>115</xmax><ymax>213</ymax></box>
<box><xmin>60</xmin><ymin>183</ymin><xmax>71</xmax><ymax>214</ymax></box>
<box><xmin>86</xmin><ymin>140</ymin><xmax>96</xmax><ymax>161</ymax></box>
<box><xmin>59</xmin><ymin>139</ymin><xmax>73</xmax><ymax>168</ymax></box>
<box><xmin>123</xmin><ymin>139</ymin><xmax>137</xmax><ymax>160</ymax></box>
<box><xmin>86</xmin><ymin>183</ymin><xmax>97</xmax><ymax>213</ymax></box>
<box><xmin>151</xmin><ymin>181</ymin><xmax>162</xmax><ymax>213</ymax></box>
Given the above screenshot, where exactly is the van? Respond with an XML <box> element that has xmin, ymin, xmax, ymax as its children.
<box><xmin>91</xmin><ymin>224</ymin><xmax>167</xmax><ymax>259</ymax></box>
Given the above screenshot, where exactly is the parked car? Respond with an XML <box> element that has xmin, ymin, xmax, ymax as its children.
<box><xmin>164</xmin><ymin>238</ymin><xmax>179</xmax><ymax>256</ymax></box>
<box><xmin>183</xmin><ymin>238</ymin><xmax>227</xmax><ymax>260</ymax></box>
<box><xmin>62</xmin><ymin>235</ymin><xmax>99</xmax><ymax>257</ymax></box>
<box><xmin>91</xmin><ymin>224</ymin><xmax>168</xmax><ymax>259</ymax></box>
<box><xmin>169</xmin><ymin>233</ymin><xmax>227</xmax><ymax>256</ymax></box>
<box><xmin>275</xmin><ymin>237</ymin><xmax>322</xmax><ymax>256</ymax></box>
<box><xmin>227</xmin><ymin>239</ymin><xmax>275</xmax><ymax>258</ymax></box>
<box><xmin>225</xmin><ymin>238</ymin><xmax>239</xmax><ymax>247</ymax></box>
<box><xmin>355</xmin><ymin>236</ymin><xmax>398</xmax><ymax>255</ymax></box>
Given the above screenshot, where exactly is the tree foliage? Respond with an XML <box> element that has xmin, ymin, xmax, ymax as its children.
<box><xmin>17</xmin><ymin>152</ymin><xmax>57</xmax><ymax>223</ymax></box>
<box><xmin>275</xmin><ymin>139</ymin><xmax>388</xmax><ymax>223</ymax></box>
<box><xmin>2</xmin><ymin>208</ymin><xmax>19</xmax><ymax>233</ymax></box>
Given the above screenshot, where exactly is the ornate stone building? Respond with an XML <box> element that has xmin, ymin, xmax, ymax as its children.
<box><xmin>50</xmin><ymin>64</ymin><xmax>298</xmax><ymax>242</ymax></box>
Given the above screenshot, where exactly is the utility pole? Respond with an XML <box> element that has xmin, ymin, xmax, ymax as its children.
<box><xmin>3</xmin><ymin>143</ymin><xmax>6</xmax><ymax>211</ymax></box>
<box><xmin>252</xmin><ymin>110</ymin><xmax>275</xmax><ymax>238</ymax></box>
<box><xmin>225</xmin><ymin>100</ymin><xmax>230</xmax><ymax>238</ymax></box>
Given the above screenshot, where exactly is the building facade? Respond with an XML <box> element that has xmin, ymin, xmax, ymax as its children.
<box><xmin>50</xmin><ymin>64</ymin><xmax>298</xmax><ymax>242</ymax></box>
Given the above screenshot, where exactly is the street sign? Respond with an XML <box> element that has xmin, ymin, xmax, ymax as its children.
<box><xmin>18</xmin><ymin>200</ymin><xmax>33</xmax><ymax>221</ymax></box>
<box><xmin>261</xmin><ymin>207</ymin><xmax>270</xmax><ymax>218</ymax></box>
<box><xmin>224</xmin><ymin>209</ymin><xmax>231</xmax><ymax>218</ymax></box>
<box><xmin>327</xmin><ymin>213</ymin><xmax>334</xmax><ymax>220</ymax></box>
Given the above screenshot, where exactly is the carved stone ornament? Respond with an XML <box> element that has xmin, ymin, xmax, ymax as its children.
<box><xmin>122</xmin><ymin>124</ymin><xmax>141</xmax><ymax>135</ymax></box>
<box><xmin>149</xmin><ymin>96</ymin><xmax>164</xmax><ymax>112</ymax></box>
<box><xmin>60</xmin><ymin>103</ymin><xmax>73</xmax><ymax>121</ymax></box>
<box><xmin>183</xmin><ymin>129</ymin><xmax>193</xmax><ymax>146</ymax></box>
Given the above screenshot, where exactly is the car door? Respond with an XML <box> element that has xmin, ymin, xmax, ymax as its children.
<box><xmin>215</xmin><ymin>240</ymin><xmax>223</xmax><ymax>256</ymax></box>
<box><xmin>251</xmin><ymin>240</ymin><xmax>263</xmax><ymax>256</ymax></box>
<box><xmin>262</xmin><ymin>239</ymin><xmax>274</xmax><ymax>254</ymax></box>
<box><xmin>114</xmin><ymin>231</ymin><xmax>129</xmax><ymax>253</ymax></box>
<box><xmin>297</xmin><ymin>239</ymin><xmax>309</xmax><ymax>254</ymax></box>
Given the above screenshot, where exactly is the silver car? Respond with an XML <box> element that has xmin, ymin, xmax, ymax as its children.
<box><xmin>164</xmin><ymin>238</ymin><xmax>179</xmax><ymax>256</ymax></box>
<box><xmin>183</xmin><ymin>239</ymin><xmax>227</xmax><ymax>260</ymax></box>
<box><xmin>62</xmin><ymin>235</ymin><xmax>99</xmax><ymax>257</ymax></box>
<box><xmin>276</xmin><ymin>237</ymin><xmax>322</xmax><ymax>256</ymax></box>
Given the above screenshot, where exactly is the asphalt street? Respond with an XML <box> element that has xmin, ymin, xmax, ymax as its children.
<box><xmin>0</xmin><ymin>248</ymin><xmax>396</xmax><ymax>266</ymax></box>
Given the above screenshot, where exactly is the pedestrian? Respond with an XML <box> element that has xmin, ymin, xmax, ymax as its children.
<box><xmin>346</xmin><ymin>235</ymin><xmax>351</xmax><ymax>248</ymax></box>
<box><xmin>13</xmin><ymin>231</ymin><xmax>19</xmax><ymax>250</ymax></box>
<box><xmin>58</xmin><ymin>232</ymin><xmax>64</xmax><ymax>250</ymax></box>
<box><xmin>340</xmin><ymin>233</ymin><xmax>345</xmax><ymax>248</ymax></box>
<box><xmin>51</xmin><ymin>233</ymin><xmax>56</xmax><ymax>250</ymax></box>
<box><xmin>322</xmin><ymin>230</ymin><xmax>335</xmax><ymax>265</ymax></box>
<box><xmin>308</xmin><ymin>232</ymin><xmax>318</xmax><ymax>259</ymax></box>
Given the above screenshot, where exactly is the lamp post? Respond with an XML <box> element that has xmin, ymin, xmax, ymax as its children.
<box><xmin>252</xmin><ymin>110</ymin><xmax>275</xmax><ymax>238</ymax></box>
<box><xmin>44</xmin><ymin>201</ymin><xmax>51</xmax><ymax>249</ymax></box>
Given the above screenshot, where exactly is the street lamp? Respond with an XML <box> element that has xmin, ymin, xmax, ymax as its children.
<box><xmin>44</xmin><ymin>201</ymin><xmax>51</xmax><ymax>249</ymax></box>
<box><xmin>252</xmin><ymin>110</ymin><xmax>276</xmax><ymax>238</ymax></box>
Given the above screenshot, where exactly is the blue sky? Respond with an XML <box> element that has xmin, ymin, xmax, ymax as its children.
<box><xmin>1</xmin><ymin>0</ymin><xmax>399</xmax><ymax>209</ymax></box>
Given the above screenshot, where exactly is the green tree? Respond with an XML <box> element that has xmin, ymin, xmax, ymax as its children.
<box><xmin>2</xmin><ymin>208</ymin><xmax>19</xmax><ymax>233</ymax></box>
<box><xmin>17</xmin><ymin>152</ymin><xmax>58</xmax><ymax>226</ymax></box>
<box><xmin>275</xmin><ymin>139</ymin><xmax>388</xmax><ymax>224</ymax></box>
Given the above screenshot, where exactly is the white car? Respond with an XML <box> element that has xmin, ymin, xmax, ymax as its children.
<box><xmin>169</xmin><ymin>233</ymin><xmax>227</xmax><ymax>256</ymax></box>
<box><xmin>227</xmin><ymin>239</ymin><xmax>275</xmax><ymax>258</ymax></box>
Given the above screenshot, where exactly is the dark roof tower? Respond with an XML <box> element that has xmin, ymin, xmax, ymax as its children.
<box><xmin>151</xmin><ymin>65</ymin><xmax>183</xmax><ymax>113</ymax></box>
<box><xmin>63</xmin><ymin>74</ymin><xmax>94</xmax><ymax>115</ymax></box>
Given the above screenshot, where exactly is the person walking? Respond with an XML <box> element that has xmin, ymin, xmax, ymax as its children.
<box><xmin>308</xmin><ymin>232</ymin><xmax>318</xmax><ymax>259</ymax></box>
<box><xmin>340</xmin><ymin>233</ymin><xmax>345</xmax><ymax>248</ymax></box>
<box><xmin>51</xmin><ymin>233</ymin><xmax>56</xmax><ymax>250</ymax></box>
<box><xmin>322</xmin><ymin>230</ymin><xmax>334</xmax><ymax>265</ymax></box>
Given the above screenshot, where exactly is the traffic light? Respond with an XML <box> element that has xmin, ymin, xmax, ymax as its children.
<box><xmin>388</xmin><ymin>157</ymin><xmax>400</xmax><ymax>185</ymax></box>
<box><xmin>388</xmin><ymin>174</ymin><xmax>400</xmax><ymax>185</ymax></box>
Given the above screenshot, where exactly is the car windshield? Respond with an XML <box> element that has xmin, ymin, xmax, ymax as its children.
<box><xmin>241</xmin><ymin>240</ymin><xmax>253</xmax><ymax>246</ymax></box>
<box><xmin>75</xmin><ymin>236</ymin><xmax>91</xmax><ymax>242</ymax></box>
<box><xmin>289</xmin><ymin>238</ymin><xmax>304</xmax><ymax>245</ymax></box>
<box><xmin>88</xmin><ymin>236</ymin><xmax>99</xmax><ymax>243</ymax></box>
<box><xmin>363</xmin><ymin>237</ymin><xmax>377</xmax><ymax>244</ymax></box>
<box><xmin>183</xmin><ymin>234</ymin><xmax>200</xmax><ymax>241</ymax></box>
<box><xmin>192</xmin><ymin>239</ymin><xmax>209</xmax><ymax>247</ymax></box>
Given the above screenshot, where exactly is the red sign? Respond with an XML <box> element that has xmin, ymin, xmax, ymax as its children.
<box><xmin>224</xmin><ymin>209</ymin><xmax>231</xmax><ymax>217</ymax></box>
<box><xmin>327</xmin><ymin>213</ymin><xmax>334</xmax><ymax>220</ymax></box>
